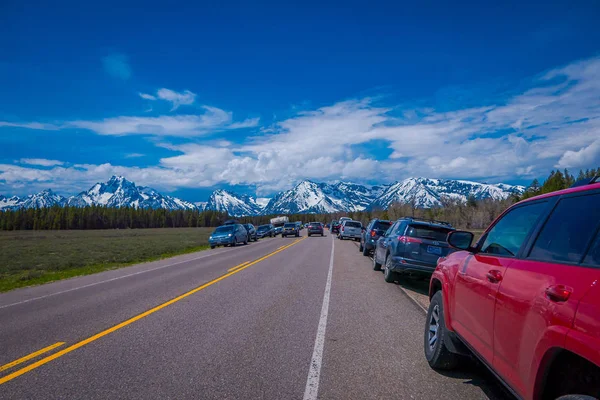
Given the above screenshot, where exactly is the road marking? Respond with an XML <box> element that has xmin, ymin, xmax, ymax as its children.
<box><xmin>0</xmin><ymin>237</ymin><xmax>306</xmax><ymax>386</ymax></box>
<box><xmin>0</xmin><ymin>237</ymin><xmax>278</xmax><ymax>310</ymax></box>
<box><xmin>0</xmin><ymin>342</ymin><xmax>65</xmax><ymax>372</ymax></box>
<box><xmin>227</xmin><ymin>261</ymin><xmax>250</xmax><ymax>272</ymax></box>
<box><xmin>303</xmin><ymin>233</ymin><xmax>334</xmax><ymax>400</ymax></box>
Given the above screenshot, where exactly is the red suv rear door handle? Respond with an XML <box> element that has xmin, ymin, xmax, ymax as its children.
<box><xmin>545</xmin><ymin>285</ymin><xmax>572</xmax><ymax>302</ymax></box>
<box><xmin>486</xmin><ymin>270</ymin><xmax>503</xmax><ymax>283</ymax></box>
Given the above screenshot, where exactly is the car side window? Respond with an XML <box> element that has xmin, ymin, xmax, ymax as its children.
<box><xmin>480</xmin><ymin>202</ymin><xmax>547</xmax><ymax>257</ymax></box>
<box><xmin>394</xmin><ymin>221</ymin><xmax>407</xmax><ymax>235</ymax></box>
<box><xmin>529</xmin><ymin>193</ymin><xmax>600</xmax><ymax>264</ymax></box>
<box><xmin>384</xmin><ymin>222</ymin><xmax>397</xmax><ymax>237</ymax></box>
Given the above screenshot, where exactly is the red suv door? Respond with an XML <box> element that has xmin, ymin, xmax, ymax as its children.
<box><xmin>492</xmin><ymin>191</ymin><xmax>600</xmax><ymax>399</ymax></box>
<box><xmin>451</xmin><ymin>200</ymin><xmax>549</xmax><ymax>365</ymax></box>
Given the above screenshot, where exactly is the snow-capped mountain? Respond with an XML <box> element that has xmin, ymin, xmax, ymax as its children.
<box><xmin>0</xmin><ymin>190</ymin><xmax>67</xmax><ymax>210</ymax></box>
<box><xmin>371</xmin><ymin>178</ymin><xmax>525</xmax><ymax>209</ymax></box>
<box><xmin>263</xmin><ymin>181</ymin><xmax>343</xmax><ymax>214</ymax></box>
<box><xmin>205</xmin><ymin>189</ymin><xmax>264</xmax><ymax>217</ymax></box>
<box><xmin>67</xmin><ymin>176</ymin><xmax>197</xmax><ymax>210</ymax></box>
<box><xmin>1</xmin><ymin>176</ymin><xmax>524</xmax><ymax>215</ymax></box>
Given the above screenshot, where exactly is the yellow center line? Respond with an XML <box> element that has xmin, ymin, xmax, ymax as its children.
<box><xmin>227</xmin><ymin>261</ymin><xmax>250</xmax><ymax>272</ymax></box>
<box><xmin>0</xmin><ymin>236</ymin><xmax>306</xmax><ymax>385</ymax></box>
<box><xmin>0</xmin><ymin>342</ymin><xmax>65</xmax><ymax>372</ymax></box>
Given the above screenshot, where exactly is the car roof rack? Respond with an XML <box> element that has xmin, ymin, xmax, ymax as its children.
<box><xmin>570</xmin><ymin>175</ymin><xmax>600</xmax><ymax>188</ymax></box>
<box><xmin>399</xmin><ymin>216</ymin><xmax>453</xmax><ymax>227</ymax></box>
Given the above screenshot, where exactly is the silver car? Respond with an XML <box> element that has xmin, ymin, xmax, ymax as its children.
<box><xmin>339</xmin><ymin>220</ymin><xmax>362</xmax><ymax>241</ymax></box>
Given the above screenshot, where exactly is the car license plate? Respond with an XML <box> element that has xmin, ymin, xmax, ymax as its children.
<box><xmin>427</xmin><ymin>246</ymin><xmax>442</xmax><ymax>255</ymax></box>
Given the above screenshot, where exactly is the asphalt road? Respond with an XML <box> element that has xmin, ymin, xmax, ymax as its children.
<box><xmin>0</xmin><ymin>231</ymin><xmax>513</xmax><ymax>399</ymax></box>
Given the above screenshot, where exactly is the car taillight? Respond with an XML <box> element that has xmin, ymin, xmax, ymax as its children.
<box><xmin>370</xmin><ymin>231</ymin><xmax>376</xmax><ymax>237</ymax></box>
<box><xmin>341</xmin><ymin>226</ymin><xmax>344</xmax><ymax>232</ymax></box>
<box><xmin>399</xmin><ymin>236</ymin><xmax>422</xmax><ymax>244</ymax></box>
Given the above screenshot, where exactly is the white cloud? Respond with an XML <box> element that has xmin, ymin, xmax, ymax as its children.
<box><xmin>0</xmin><ymin>121</ymin><xmax>60</xmax><ymax>130</ymax></box>
<box><xmin>556</xmin><ymin>140</ymin><xmax>600</xmax><ymax>168</ymax></box>
<box><xmin>125</xmin><ymin>153</ymin><xmax>144</xmax><ymax>158</ymax></box>
<box><xmin>156</xmin><ymin>88</ymin><xmax>196</xmax><ymax>111</ymax></box>
<box><xmin>19</xmin><ymin>158</ymin><xmax>64</xmax><ymax>167</ymax></box>
<box><xmin>139</xmin><ymin>92</ymin><xmax>156</xmax><ymax>100</ymax></box>
<box><xmin>0</xmin><ymin>107</ymin><xmax>259</xmax><ymax>137</ymax></box>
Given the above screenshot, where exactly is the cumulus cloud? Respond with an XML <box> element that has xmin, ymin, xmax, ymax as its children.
<box><xmin>556</xmin><ymin>140</ymin><xmax>600</xmax><ymax>168</ymax></box>
<box><xmin>102</xmin><ymin>53</ymin><xmax>131</xmax><ymax>80</ymax></box>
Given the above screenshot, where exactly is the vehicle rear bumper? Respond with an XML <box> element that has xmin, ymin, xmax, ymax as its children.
<box><xmin>340</xmin><ymin>233</ymin><xmax>361</xmax><ymax>239</ymax></box>
<box><xmin>388</xmin><ymin>256</ymin><xmax>436</xmax><ymax>274</ymax></box>
<box><xmin>308</xmin><ymin>229</ymin><xmax>323</xmax><ymax>234</ymax></box>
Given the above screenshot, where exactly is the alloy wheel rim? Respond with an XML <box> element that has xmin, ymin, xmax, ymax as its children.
<box><xmin>428</xmin><ymin>304</ymin><xmax>440</xmax><ymax>351</ymax></box>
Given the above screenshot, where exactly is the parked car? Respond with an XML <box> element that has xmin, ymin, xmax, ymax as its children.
<box><xmin>209</xmin><ymin>224</ymin><xmax>248</xmax><ymax>248</ymax></box>
<box><xmin>330</xmin><ymin>221</ymin><xmax>341</xmax><ymax>234</ymax></box>
<box><xmin>424</xmin><ymin>178</ymin><xmax>600</xmax><ymax>400</ymax></box>
<box><xmin>256</xmin><ymin>224</ymin><xmax>275</xmax><ymax>238</ymax></box>
<box><xmin>282</xmin><ymin>222</ymin><xmax>300</xmax><ymax>237</ymax></box>
<box><xmin>373</xmin><ymin>217</ymin><xmax>454</xmax><ymax>282</ymax></box>
<box><xmin>338</xmin><ymin>220</ymin><xmax>362</xmax><ymax>241</ymax></box>
<box><xmin>307</xmin><ymin>222</ymin><xmax>324</xmax><ymax>237</ymax></box>
<box><xmin>274</xmin><ymin>226</ymin><xmax>283</xmax><ymax>235</ymax></box>
<box><xmin>242</xmin><ymin>223</ymin><xmax>257</xmax><ymax>241</ymax></box>
<box><xmin>339</xmin><ymin>217</ymin><xmax>352</xmax><ymax>224</ymax></box>
<box><xmin>359</xmin><ymin>219</ymin><xmax>392</xmax><ymax>256</ymax></box>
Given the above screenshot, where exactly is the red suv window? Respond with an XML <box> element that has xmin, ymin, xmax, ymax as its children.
<box><xmin>529</xmin><ymin>193</ymin><xmax>600</xmax><ymax>264</ymax></box>
<box><xmin>480</xmin><ymin>201</ymin><xmax>547</xmax><ymax>257</ymax></box>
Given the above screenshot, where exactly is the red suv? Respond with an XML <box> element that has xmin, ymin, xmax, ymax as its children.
<box><xmin>425</xmin><ymin>179</ymin><xmax>600</xmax><ymax>400</ymax></box>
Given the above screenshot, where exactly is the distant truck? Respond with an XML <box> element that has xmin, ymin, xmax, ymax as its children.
<box><xmin>270</xmin><ymin>216</ymin><xmax>289</xmax><ymax>235</ymax></box>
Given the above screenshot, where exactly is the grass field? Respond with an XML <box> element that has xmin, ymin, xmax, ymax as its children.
<box><xmin>0</xmin><ymin>228</ymin><xmax>213</xmax><ymax>292</ymax></box>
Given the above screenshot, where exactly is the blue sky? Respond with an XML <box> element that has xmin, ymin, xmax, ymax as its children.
<box><xmin>1</xmin><ymin>0</ymin><xmax>599</xmax><ymax>202</ymax></box>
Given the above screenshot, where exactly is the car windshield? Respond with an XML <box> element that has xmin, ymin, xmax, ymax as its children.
<box><xmin>344</xmin><ymin>222</ymin><xmax>361</xmax><ymax>228</ymax></box>
<box><xmin>214</xmin><ymin>226</ymin><xmax>234</xmax><ymax>234</ymax></box>
<box><xmin>407</xmin><ymin>225</ymin><xmax>452</xmax><ymax>241</ymax></box>
<box><xmin>257</xmin><ymin>225</ymin><xmax>269</xmax><ymax>231</ymax></box>
<box><xmin>284</xmin><ymin>223</ymin><xmax>295</xmax><ymax>228</ymax></box>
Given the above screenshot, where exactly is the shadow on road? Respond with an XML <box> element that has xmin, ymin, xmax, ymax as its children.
<box><xmin>435</xmin><ymin>360</ymin><xmax>516</xmax><ymax>400</ymax></box>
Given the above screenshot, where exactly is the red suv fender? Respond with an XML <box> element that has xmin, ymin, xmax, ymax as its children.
<box><xmin>429</xmin><ymin>266</ymin><xmax>455</xmax><ymax>331</ymax></box>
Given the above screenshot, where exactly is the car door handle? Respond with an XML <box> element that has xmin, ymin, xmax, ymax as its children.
<box><xmin>486</xmin><ymin>270</ymin><xmax>503</xmax><ymax>283</ymax></box>
<box><xmin>545</xmin><ymin>285</ymin><xmax>572</xmax><ymax>302</ymax></box>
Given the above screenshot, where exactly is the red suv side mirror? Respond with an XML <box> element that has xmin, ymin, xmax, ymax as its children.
<box><xmin>447</xmin><ymin>231</ymin><xmax>475</xmax><ymax>251</ymax></box>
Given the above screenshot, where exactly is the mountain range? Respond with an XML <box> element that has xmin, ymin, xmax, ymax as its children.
<box><xmin>0</xmin><ymin>176</ymin><xmax>525</xmax><ymax>216</ymax></box>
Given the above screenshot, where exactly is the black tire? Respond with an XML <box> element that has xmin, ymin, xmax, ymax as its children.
<box><xmin>308</xmin><ymin>233</ymin><xmax>311</xmax><ymax>237</ymax></box>
<box><xmin>373</xmin><ymin>253</ymin><xmax>382</xmax><ymax>271</ymax></box>
<box><xmin>296</xmin><ymin>233</ymin><xmax>299</xmax><ymax>237</ymax></box>
<box><xmin>384</xmin><ymin>256</ymin><xmax>398</xmax><ymax>283</ymax></box>
<box><xmin>244</xmin><ymin>237</ymin><xmax>248</xmax><ymax>245</ymax></box>
<box><xmin>359</xmin><ymin>241</ymin><xmax>364</xmax><ymax>252</ymax></box>
<box><xmin>424</xmin><ymin>291</ymin><xmax>461</xmax><ymax>370</ymax></box>
<box><xmin>321</xmin><ymin>233</ymin><xmax>324</xmax><ymax>236</ymax></box>
<box><xmin>362</xmin><ymin>244</ymin><xmax>370</xmax><ymax>256</ymax></box>
<box><xmin>231</xmin><ymin>241</ymin><xmax>236</xmax><ymax>247</ymax></box>
<box><xmin>210</xmin><ymin>245</ymin><xmax>215</xmax><ymax>249</ymax></box>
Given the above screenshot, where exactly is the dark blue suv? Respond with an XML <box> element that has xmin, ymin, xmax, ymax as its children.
<box><xmin>359</xmin><ymin>219</ymin><xmax>392</xmax><ymax>256</ymax></box>
<box><xmin>372</xmin><ymin>218</ymin><xmax>455</xmax><ymax>283</ymax></box>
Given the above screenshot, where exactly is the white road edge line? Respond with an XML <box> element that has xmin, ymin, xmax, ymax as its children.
<box><xmin>0</xmin><ymin>238</ymin><xmax>277</xmax><ymax>310</ymax></box>
<box><xmin>303</xmin><ymin>232</ymin><xmax>335</xmax><ymax>400</ymax></box>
